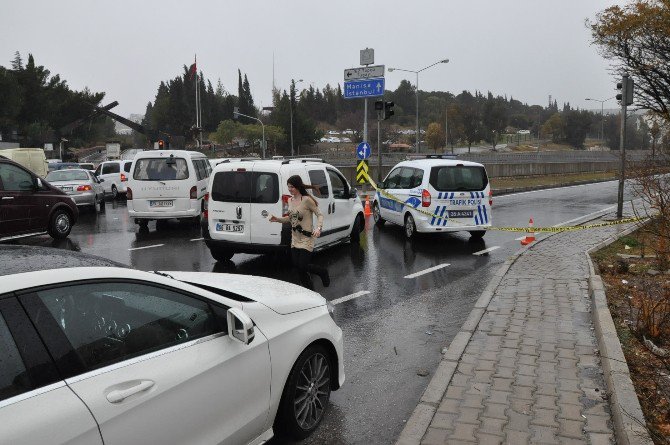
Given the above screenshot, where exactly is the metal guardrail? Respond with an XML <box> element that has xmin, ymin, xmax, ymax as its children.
<box><xmin>304</xmin><ymin>150</ymin><xmax>656</xmax><ymax>166</ymax></box>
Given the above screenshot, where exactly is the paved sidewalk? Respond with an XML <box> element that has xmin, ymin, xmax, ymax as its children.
<box><xmin>408</xmin><ymin>217</ymin><xmax>639</xmax><ymax>445</ymax></box>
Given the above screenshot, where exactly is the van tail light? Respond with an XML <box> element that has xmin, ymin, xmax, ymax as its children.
<box><xmin>120</xmin><ymin>173</ymin><xmax>127</xmax><ymax>182</ymax></box>
<box><xmin>489</xmin><ymin>190</ymin><xmax>493</xmax><ymax>206</ymax></box>
<box><xmin>282</xmin><ymin>194</ymin><xmax>291</xmax><ymax>216</ymax></box>
<box><xmin>76</xmin><ymin>185</ymin><xmax>92</xmax><ymax>192</ymax></box>
<box><xmin>203</xmin><ymin>193</ymin><xmax>209</xmax><ymax>219</ymax></box>
<box><xmin>422</xmin><ymin>189</ymin><xmax>431</xmax><ymax>207</ymax></box>
<box><xmin>190</xmin><ymin>185</ymin><xmax>197</xmax><ymax>199</ymax></box>
<box><xmin>126</xmin><ymin>187</ymin><xmax>133</xmax><ymax>200</ymax></box>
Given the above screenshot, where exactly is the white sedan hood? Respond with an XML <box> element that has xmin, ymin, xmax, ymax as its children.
<box><xmin>163</xmin><ymin>271</ymin><xmax>326</xmax><ymax>315</ymax></box>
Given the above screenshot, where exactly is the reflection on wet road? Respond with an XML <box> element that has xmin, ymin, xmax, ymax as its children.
<box><xmin>7</xmin><ymin>180</ymin><xmax>634</xmax><ymax>444</ymax></box>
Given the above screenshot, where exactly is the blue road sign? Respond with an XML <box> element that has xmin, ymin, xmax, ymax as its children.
<box><xmin>344</xmin><ymin>78</ymin><xmax>385</xmax><ymax>99</ymax></box>
<box><xmin>356</xmin><ymin>142</ymin><xmax>371</xmax><ymax>160</ymax></box>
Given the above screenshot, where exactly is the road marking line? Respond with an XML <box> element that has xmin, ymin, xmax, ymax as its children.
<box><xmin>515</xmin><ymin>236</ymin><xmax>526</xmax><ymax>241</ymax></box>
<box><xmin>128</xmin><ymin>244</ymin><xmax>164</xmax><ymax>251</ymax></box>
<box><xmin>552</xmin><ymin>204</ymin><xmax>617</xmax><ymax>227</ymax></box>
<box><xmin>190</xmin><ymin>237</ymin><xmax>204</xmax><ymax>241</ymax></box>
<box><xmin>404</xmin><ymin>263</ymin><xmax>450</xmax><ymax>279</ymax></box>
<box><xmin>473</xmin><ymin>246</ymin><xmax>500</xmax><ymax>256</ymax></box>
<box><xmin>331</xmin><ymin>291</ymin><xmax>371</xmax><ymax>306</ymax></box>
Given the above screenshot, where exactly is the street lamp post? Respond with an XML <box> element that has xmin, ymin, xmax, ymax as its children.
<box><xmin>234</xmin><ymin>111</ymin><xmax>266</xmax><ymax>158</ymax></box>
<box><xmin>290</xmin><ymin>79</ymin><xmax>303</xmax><ymax>156</ymax></box>
<box><xmin>585</xmin><ymin>97</ymin><xmax>615</xmax><ymax>142</ymax></box>
<box><xmin>388</xmin><ymin>59</ymin><xmax>449</xmax><ymax>153</ymax></box>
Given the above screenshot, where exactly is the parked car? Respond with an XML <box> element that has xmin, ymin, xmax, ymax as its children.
<box><xmin>0</xmin><ymin>156</ymin><xmax>78</xmax><ymax>241</ymax></box>
<box><xmin>45</xmin><ymin>168</ymin><xmax>105</xmax><ymax>212</ymax></box>
<box><xmin>94</xmin><ymin>160</ymin><xmax>133</xmax><ymax>199</ymax></box>
<box><xmin>127</xmin><ymin>150</ymin><xmax>211</xmax><ymax>229</ymax></box>
<box><xmin>203</xmin><ymin>158</ymin><xmax>364</xmax><ymax>261</ymax></box>
<box><xmin>373</xmin><ymin>154</ymin><xmax>492</xmax><ymax>239</ymax></box>
<box><xmin>0</xmin><ymin>266</ymin><xmax>343</xmax><ymax>444</ymax></box>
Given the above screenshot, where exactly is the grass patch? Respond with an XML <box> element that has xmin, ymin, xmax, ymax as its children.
<box><xmin>491</xmin><ymin>171</ymin><xmax>617</xmax><ymax>191</ymax></box>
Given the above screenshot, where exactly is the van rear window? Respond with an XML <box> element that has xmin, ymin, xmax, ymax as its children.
<box><xmin>212</xmin><ymin>171</ymin><xmax>279</xmax><ymax>204</ymax></box>
<box><xmin>133</xmin><ymin>158</ymin><xmax>189</xmax><ymax>181</ymax></box>
<box><xmin>429</xmin><ymin>166</ymin><xmax>488</xmax><ymax>192</ymax></box>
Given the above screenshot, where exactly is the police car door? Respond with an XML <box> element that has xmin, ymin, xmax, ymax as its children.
<box><xmin>394</xmin><ymin>167</ymin><xmax>419</xmax><ymax>224</ymax></box>
<box><xmin>378</xmin><ymin>167</ymin><xmax>403</xmax><ymax>224</ymax></box>
<box><xmin>307</xmin><ymin>168</ymin><xmax>333</xmax><ymax>246</ymax></box>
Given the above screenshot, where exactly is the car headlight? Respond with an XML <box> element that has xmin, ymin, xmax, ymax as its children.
<box><xmin>327</xmin><ymin>301</ymin><xmax>335</xmax><ymax>320</ymax></box>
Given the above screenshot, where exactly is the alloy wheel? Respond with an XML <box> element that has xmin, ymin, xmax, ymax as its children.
<box><xmin>293</xmin><ymin>352</ymin><xmax>330</xmax><ymax>431</ymax></box>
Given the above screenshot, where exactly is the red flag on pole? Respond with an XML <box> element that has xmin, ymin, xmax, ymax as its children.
<box><xmin>188</xmin><ymin>62</ymin><xmax>197</xmax><ymax>80</ymax></box>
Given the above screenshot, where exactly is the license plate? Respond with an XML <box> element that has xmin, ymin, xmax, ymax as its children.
<box><xmin>448</xmin><ymin>210</ymin><xmax>473</xmax><ymax>218</ymax></box>
<box><xmin>150</xmin><ymin>200</ymin><xmax>173</xmax><ymax>207</ymax></box>
<box><xmin>60</xmin><ymin>186</ymin><xmax>73</xmax><ymax>192</ymax></box>
<box><xmin>216</xmin><ymin>223</ymin><xmax>244</xmax><ymax>233</ymax></box>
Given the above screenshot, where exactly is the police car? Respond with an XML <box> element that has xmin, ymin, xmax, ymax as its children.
<box><xmin>372</xmin><ymin>155</ymin><xmax>492</xmax><ymax>239</ymax></box>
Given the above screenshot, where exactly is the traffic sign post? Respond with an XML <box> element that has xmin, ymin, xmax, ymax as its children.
<box><xmin>356</xmin><ymin>160</ymin><xmax>369</xmax><ymax>184</ymax></box>
<box><xmin>343</xmin><ymin>78</ymin><xmax>385</xmax><ymax>99</ymax></box>
<box><xmin>356</xmin><ymin>142</ymin><xmax>371</xmax><ymax>160</ymax></box>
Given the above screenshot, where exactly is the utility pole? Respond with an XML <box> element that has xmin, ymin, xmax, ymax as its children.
<box><xmin>616</xmin><ymin>73</ymin><xmax>633</xmax><ymax>219</ymax></box>
<box><xmin>445</xmin><ymin>104</ymin><xmax>451</xmax><ymax>154</ymax></box>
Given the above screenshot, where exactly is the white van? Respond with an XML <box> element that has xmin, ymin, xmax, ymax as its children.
<box><xmin>127</xmin><ymin>150</ymin><xmax>212</xmax><ymax>229</ymax></box>
<box><xmin>94</xmin><ymin>160</ymin><xmax>133</xmax><ymax>199</ymax></box>
<box><xmin>373</xmin><ymin>155</ymin><xmax>492</xmax><ymax>239</ymax></box>
<box><xmin>0</xmin><ymin>148</ymin><xmax>48</xmax><ymax>177</ymax></box>
<box><xmin>203</xmin><ymin>158</ymin><xmax>365</xmax><ymax>261</ymax></box>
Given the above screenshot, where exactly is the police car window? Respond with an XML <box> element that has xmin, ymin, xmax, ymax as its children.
<box><xmin>0</xmin><ymin>313</ymin><xmax>32</xmax><ymax>402</ymax></box>
<box><xmin>411</xmin><ymin>168</ymin><xmax>424</xmax><ymax>188</ymax></box>
<box><xmin>430</xmin><ymin>166</ymin><xmax>488</xmax><ymax>192</ymax></box>
<box><xmin>212</xmin><ymin>171</ymin><xmax>251</xmax><ymax>202</ymax></box>
<box><xmin>308</xmin><ymin>170</ymin><xmax>329</xmax><ymax>198</ymax></box>
<box><xmin>384</xmin><ymin>168</ymin><xmax>403</xmax><ymax>188</ymax></box>
<box><xmin>252</xmin><ymin>172</ymin><xmax>279</xmax><ymax>204</ymax></box>
<box><xmin>398</xmin><ymin>168</ymin><xmax>415</xmax><ymax>189</ymax></box>
<box><xmin>327</xmin><ymin>169</ymin><xmax>348</xmax><ymax>199</ymax></box>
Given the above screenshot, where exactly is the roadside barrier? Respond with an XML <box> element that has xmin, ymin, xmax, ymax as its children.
<box><xmin>360</xmin><ymin>170</ymin><xmax>646</xmax><ymax>233</ymax></box>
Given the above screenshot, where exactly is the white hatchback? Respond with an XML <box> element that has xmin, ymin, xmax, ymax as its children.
<box><xmin>373</xmin><ymin>155</ymin><xmax>492</xmax><ymax>239</ymax></box>
<box><xmin>0</xmin><ymin>267</ymin><xmax>343</xmax><ymax>444</ymax></box>
<box><xmin>94</xmin><ymin>160</ymin><xmax>133</xmax><ymax>199</ymax></box>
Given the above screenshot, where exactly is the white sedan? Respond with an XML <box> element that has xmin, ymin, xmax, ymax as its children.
<box><xmin>0</xmin><ymin>267</ymin><xmax>344</xmax><ymax>445</ymax></box>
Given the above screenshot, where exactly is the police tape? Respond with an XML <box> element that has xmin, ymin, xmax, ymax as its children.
<box><xmin>360</xmin><ymin>170</ymin><xmax>646</xmax><ymax>233</ymax></box>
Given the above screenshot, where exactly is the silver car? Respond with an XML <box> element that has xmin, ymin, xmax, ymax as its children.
<box><xmin>45</xmin><ymin>168</ymin><xmax>105</xmax><ymax>211</ymax></box>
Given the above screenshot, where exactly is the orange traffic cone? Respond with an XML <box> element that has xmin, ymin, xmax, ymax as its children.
<box><xmin>520</xmin><ymin>217</ymin><xmax>536</xmax><ymax>245</ymax></box>
<box><xmin>364</xmin><ymin>195</ymin><xmax>372</xmax><ymax>216</ymax></box>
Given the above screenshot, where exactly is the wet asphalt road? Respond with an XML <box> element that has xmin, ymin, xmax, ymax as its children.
<box><xmin>7</xmin><ymin>180</ymin><xmax>634</xmax><ymax>445</ymax></box>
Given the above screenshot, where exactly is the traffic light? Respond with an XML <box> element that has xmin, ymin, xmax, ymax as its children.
<box><xmin>616</xmin><ymin>75</ymin><xmax>634</xmax><ymax>106</ymax></box>
<box><xmin>158</xmin><ymin>139</ymin><xmax>164</xmax><ymax>149</ymax></box>
<box><xmin>233</xmin><ymin>107</ymin><xmax>239</xmax><ymax>119</ymax></box>
<box><xmin>384</xmin><ymin>101</ymin><xmax>394</xmax><ymax>120</ymax></box>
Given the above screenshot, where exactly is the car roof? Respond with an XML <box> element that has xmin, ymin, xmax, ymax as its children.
<box><xmin>47</xmin><ymin>168</ymin><xmax>90</xmax><ymax>174</ymax></box>
<box><xmin>0</xmin><ymin>246</ymin><xmax>127</xmax><ymax>277</ymax></box>
<box><xmin>212</xmin><ymin>158</ymin><xmax>327</xmax><ymax>173</ymax></box>
<box><xmin>395</xmin><ymin>158</ymin><xmax>485</xmax><ymax>169</ymax></box>
<box><xmin>133</xmin><ymin>150</ymin><xmax>206</xmax><ymax>160</ymax></box>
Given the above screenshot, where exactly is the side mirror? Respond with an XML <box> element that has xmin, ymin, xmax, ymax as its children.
<box><xmin>227</xmin><ymin>308</ymin><xmax>255</xmax><ymax>345</ymax></box>
<box><xmin>35</xmin><ymin>177</ymin><xmax>43</xmax><ymax>188</ymax></box>
<box><xmin>349</xmin><ymin>188</ymin><xmax>358</xmax><ymax>199</ymax></box>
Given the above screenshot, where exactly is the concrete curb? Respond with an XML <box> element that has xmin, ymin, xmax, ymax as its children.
<box><xmin>395</xmin><ymin>207</ymin><xmax>620</xmax><ymax>445</ymax></box>
<box><xmin>585</xmin><ymin>223</ymin><xmax>655</xmax><ymax>445</ymax></box>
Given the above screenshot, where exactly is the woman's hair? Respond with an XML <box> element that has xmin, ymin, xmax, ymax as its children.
<box><xmin>287</xmin><ymin>175</ymin><xmax>318</xmax><ymax>205</ymax></box>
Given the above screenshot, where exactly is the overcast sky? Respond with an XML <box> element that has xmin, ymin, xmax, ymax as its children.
<box><xmin>4</xmin><ymin>0</ymin><xmax>627</xmax><ymax>118</ymax></box>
